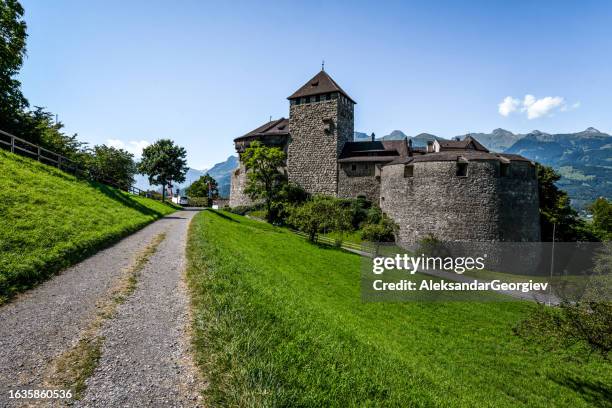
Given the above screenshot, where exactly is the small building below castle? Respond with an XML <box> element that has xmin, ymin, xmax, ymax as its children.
<box><xmin>230</xmin><ymin>70</ymin><xmax>540</xmax><ymax>244</ymax></box>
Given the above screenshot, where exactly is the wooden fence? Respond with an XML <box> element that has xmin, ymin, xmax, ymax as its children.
<box><xmin>0</xmin><ymin>129</ymin><xmax>144</xmax><ymax>196</ymax></box>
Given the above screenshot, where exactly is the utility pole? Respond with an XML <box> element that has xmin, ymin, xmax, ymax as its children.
<box><xmin>548</xmin><ymin>222</ymin><xmax>556</xmax><ymax>306</ymax></box>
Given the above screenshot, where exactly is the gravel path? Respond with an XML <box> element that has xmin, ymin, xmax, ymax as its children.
<box><xmin>77</xmin><ymin>210</ymin><xmax>202</xmax><ymax>407</ymax></box>
<box><xmin>0</xmin><ymin>209</ymin><xmax>203</xmax><ymax>407</ymax></box>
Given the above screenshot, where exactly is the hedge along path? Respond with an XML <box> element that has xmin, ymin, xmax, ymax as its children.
<box><xmin>0</xmin><ymin>211</ymin><xmax>203</xmax><ymax>407</ymax></box>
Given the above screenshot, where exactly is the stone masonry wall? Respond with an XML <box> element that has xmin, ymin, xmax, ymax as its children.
<box><xmin>380</xmin><ymin>160</ymin><xmax>540</xmax><ymax>245</ymax></box>
<box><xmin>337</xmin><ymin>163</ymin><xmax>380</xmax><ymax>202</ymax></box>
<box><xmin>229</xmin><ymin>161</ymin><xmax>254</xmax><ymax>207</ymax></box>
<box><xmin>287</xmin><ymin>98</ymin><xmax>354</xmax><ymax>196</ymax></box>
<box><xmin>381</xmin><ymin>161</ymin><xmax>498</xmax><ymax>245</ymax></box>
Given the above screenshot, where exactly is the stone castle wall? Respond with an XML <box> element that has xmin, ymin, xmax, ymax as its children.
<box><xmin>380</xmin><ymin>160</ymin><xmax>540</xmax><ymax>245</ymax></box>
<box><xmin>229</xmin><ymin>161</ymin><xmax>254</xmax><ymax>207</ymax></box>
<box><xmin>287</xmin><ymin>98</ymin><xmax>354</xmax><ymax>196</ymax></box>
<box><xmin>337</xmin><ymin>163</ymin><xmax>380</xmax><ymax>202</ymax></box>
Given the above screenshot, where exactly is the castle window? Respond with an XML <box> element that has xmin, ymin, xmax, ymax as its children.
<box><xmin>315</xmin><ymin>95</ymin><xmax>320</xmax><ymax>102</ymax></box>
<box><xmin>500</xmin><ymin>163</ymin><xmax>510</xmax><ymax>177</ymax></box>
<box><xmin>305</xmin><ymin>96</ymin><xmax>311</xmax><ymax>103</ymax></box>
<box><xmin>326</xmin><ymin>93</ymin><xmax>331</xmax><ymax>101</ymax></box>
<box><xmin>404</xmin><ymin>164</ymin><xmax>414</xmax><ymax>178</ymax></box>
<box><xmin>294</xmin><ymin>98</ymin><xmax>300</xmax><ymax>105</ymax></box>
<box><xmin>456</xmin><ymin>162</ymin><xmax>468</xmax><ymax>177</ymax></box>
<box><xmin>351</xmin><ymin>164</ymin><xmax>357</xmax><ymax>171</ymax></box>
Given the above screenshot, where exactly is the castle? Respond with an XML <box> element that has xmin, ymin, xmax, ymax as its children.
<box><xmin>230</xmin><ymin>70</ymin><xmax>541</xmax><ymax>244</ymax></box>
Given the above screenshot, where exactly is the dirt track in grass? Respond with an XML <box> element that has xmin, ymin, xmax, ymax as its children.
<box><xmin>0</xmin><ymin>210</ymin><xmax>203</xmax><ymax>407</ymax></box>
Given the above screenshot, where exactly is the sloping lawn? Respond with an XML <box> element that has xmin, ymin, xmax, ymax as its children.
<box><xmin>186</xmin><ymin>210</ymin><xmax>611</xmax><ymax>407</ymax></box>
<box><xmin>0</xmin><ymin>150</ymin><xmax>178</xmax><ymax>302</ymax></box>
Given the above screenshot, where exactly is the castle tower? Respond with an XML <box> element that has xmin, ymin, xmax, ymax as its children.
<box><xmin>287</xmin><ymin>70</ymin><xmax>355</xmax><ymax>195</ymax></box>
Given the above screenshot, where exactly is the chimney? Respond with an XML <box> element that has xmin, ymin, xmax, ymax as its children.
<box><xmin>371</xmin><ymin>132</ymin><xmax>376</xmax><ymax>142</ymax></box>
<box><xmin>426</xmin><ymin>140</ymin><xmax>434</xmax><ymax>153</ymax></box>
<box><xmin>405</xmin><ymin>137</ymin><xmax>413</xmax><ymax>157</ymax></box>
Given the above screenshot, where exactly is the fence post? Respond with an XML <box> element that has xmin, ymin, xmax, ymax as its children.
<box><xmin>10</xmin><ymin>135</ymin><xmax>14</xmax><ymax>153</ymax></box>
<box><xmin>58</xmin><ymin>156</ymin><xmax>62</xmax><ymax>169</ymax></box>
<box><xmin>37</xmin><ymin>146</ymin><xmax>41</xmax><ymax>161</ymax></box>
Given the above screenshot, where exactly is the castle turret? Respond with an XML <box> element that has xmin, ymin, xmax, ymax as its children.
<box><xmin>287</xmin><ymin>70</ymin><xmax>355</xmax><ymax>196</ymax></box>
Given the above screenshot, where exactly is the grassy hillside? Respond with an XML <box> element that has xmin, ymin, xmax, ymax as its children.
<box><xmin>0</xmin><ymin>150</ymin><xmax>178</xmax><ymax>303</ymax></box>
<box><xmin>187</xmin><ymin>210</ymin><xmax>610</xmax><ymax>407</ymax></box>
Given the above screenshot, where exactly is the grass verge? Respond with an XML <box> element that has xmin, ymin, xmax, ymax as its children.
<box><xmin>0</xmin><ymin>149</ymin><xmax>178</xmax><ymax>303</ymax></box>
<box><xmin>186</xmin><ymin>210</ymin><xmax>611</xmax><ymax>407</ymax></box>
<box><xmin>43</xmin><ymin>232</ymin><xmax>166</xmax><ymax>399</ymax></box>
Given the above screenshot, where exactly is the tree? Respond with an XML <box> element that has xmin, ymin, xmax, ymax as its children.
<box><xmin>536</xmin><ymin>163</ymin><xmax>597</xmax><ymax>242</ymax></box>
<box><xmin>288</xmin><ymin>196</ymin><xmax>352</xmax><ymax>242</ymax></box>
<box><xmin>86</xmin><ymin>145</ymin><xmax>136</xmax><ymax>190</ymax></box>
<box><xmin>186</xmin><ymin>174</ymin><xmax>218</xmax><ymax>199</ymax></box>
<box><xmin>267</xmin><ymin>182</ymin><xmax>310</xmax><ymax>224</ymax></box>
<box><xmin>25</xmin><ymin>107</ymin><xmax>85</xmax><ymax>158</ymax></box>
<box><xmin>242</xmin><ymin>141</ymin><xmax>286</xmax><ymax>222</ymax></box>
<box><xmin>588</xmin><ymin>197</ymin><xmax>612</xmax><ymax>241</ymax></box>
<box><xmin>0</xmin><ymin>0</ymin><xmax>28</xmax><ymax>135</ymax></box>
<box><xmin>514</xmin><ymin>242</ymin><xmax>612</xmax><ymax>359</ymax></box>
<box><xmin>137</xmin><ymin>139</ymin><xmax>188</xmax><ymax>201</ymax></box>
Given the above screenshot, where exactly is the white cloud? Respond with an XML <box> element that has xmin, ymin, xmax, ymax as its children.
<box><xmin>106</xmin><ymin>139</ymin><xmax>150</xmax><ymax>158</ymax></box>
<box><xmin>522</xmin><ymin>94</ymin><xmax>564</xmax><ymax>119</ymax></box>
<box><xmin>498</xmin><ymin>94</ymin><xmax>576</xmax><ymax>119</ymax></box>
<box><xmin>561</xmin><ymin>101</ymin><xmax>581</xmax><ymax>111</ymax></box>
<box><xmin>498</xmin><ymin>96</ymin><xmax>520</xmax><ymax>116</ymax></box>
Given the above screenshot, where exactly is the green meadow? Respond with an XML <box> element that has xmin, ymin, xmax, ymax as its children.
<box><xmin>187</xmin><ymin>210</ymin><xmax>611</xmax><ymax>407</ymax></box>
<box><xmin>0</xmin><ymin>149</ymin><xmax>177</xmax><ymax>302</ymax></box>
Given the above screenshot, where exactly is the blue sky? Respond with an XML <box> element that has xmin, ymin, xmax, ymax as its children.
<box><xmin>18</xmin><ymin>0</ymin><xmax>612</xmax><ymax>170</ymax></box>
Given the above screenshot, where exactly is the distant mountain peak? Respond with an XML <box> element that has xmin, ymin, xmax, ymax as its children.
<box><xmin>389</xmin><ymin>130</ymin><xmax>407</xmax><ymax>137</ymax></box>
<box><xmin>584</xmin><ymin>127</ymin><xmax>601</xmax><ymax>133</ymax></box>
<box><xmin>492</xmin><ymin>128</ymin><xmax>513</xmax><ymax>136</ymax></box>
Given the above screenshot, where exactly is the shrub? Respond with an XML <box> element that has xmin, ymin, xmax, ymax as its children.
<box><xmin>266</xmin><ymin>182</ymin><xmax>310</xmax><ymax>225</ymax></box>
<box><xmin>188</xmin><ymin>197</ymin><xmax>210</xmax><ymax>207</ymax></box>
<box><xmin>142</xmin><ymin>190</ymin><xmax>163</xmax><ymax>201</ymax></box>
<box><xmin>337</xmin><ymin>197</ymin><xmax>371</xmax><ymax>230</ymax></box>
<box><xmin>227</xmin><ymin>204</ymin><xmax>263</xmax><ymax>216</ymax></box>
<box><xmin>360</xmin><ymin>215</ymin><xmax>397</xmax><ymax>242</ymax></box>
<box><xmin>514</xmin><ymin>242</ymin><xmax>612</xmax><ymax>358</ymax></box>
<box><xmin>278</xmin><ymin>182</ymin><xmax>310</xmax><ymax>205</ymax></box>
<box><xmin>417</xmin><ymin>234</ymin><xmax>450</xmax><ymax>257</ymax></box>
<box><xmin>365</xmin><ymin>205</ymin><xmax>383</xmax><ymax>224</ymax></box>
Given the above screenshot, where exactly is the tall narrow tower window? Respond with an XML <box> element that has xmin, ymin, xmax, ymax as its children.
<box><xmin>456</xmin><ymin>162</ymin><xmax>468</xmax><ymax>177</ymax></box>
<box><xmin>404</xmin><ymin>165</ymin><xmax>414</xmax><ymax>178</ymax></box>
<box><xmin>500</xmin><ymin>163</ymin><xmax>510</xmax><ymax>177</ymax></box>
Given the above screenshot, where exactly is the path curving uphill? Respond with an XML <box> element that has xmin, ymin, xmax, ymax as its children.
<box><xmin>0</xmin><ymin>209</ymin><xmax>203</xmax><ymax>407</ymax></box>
